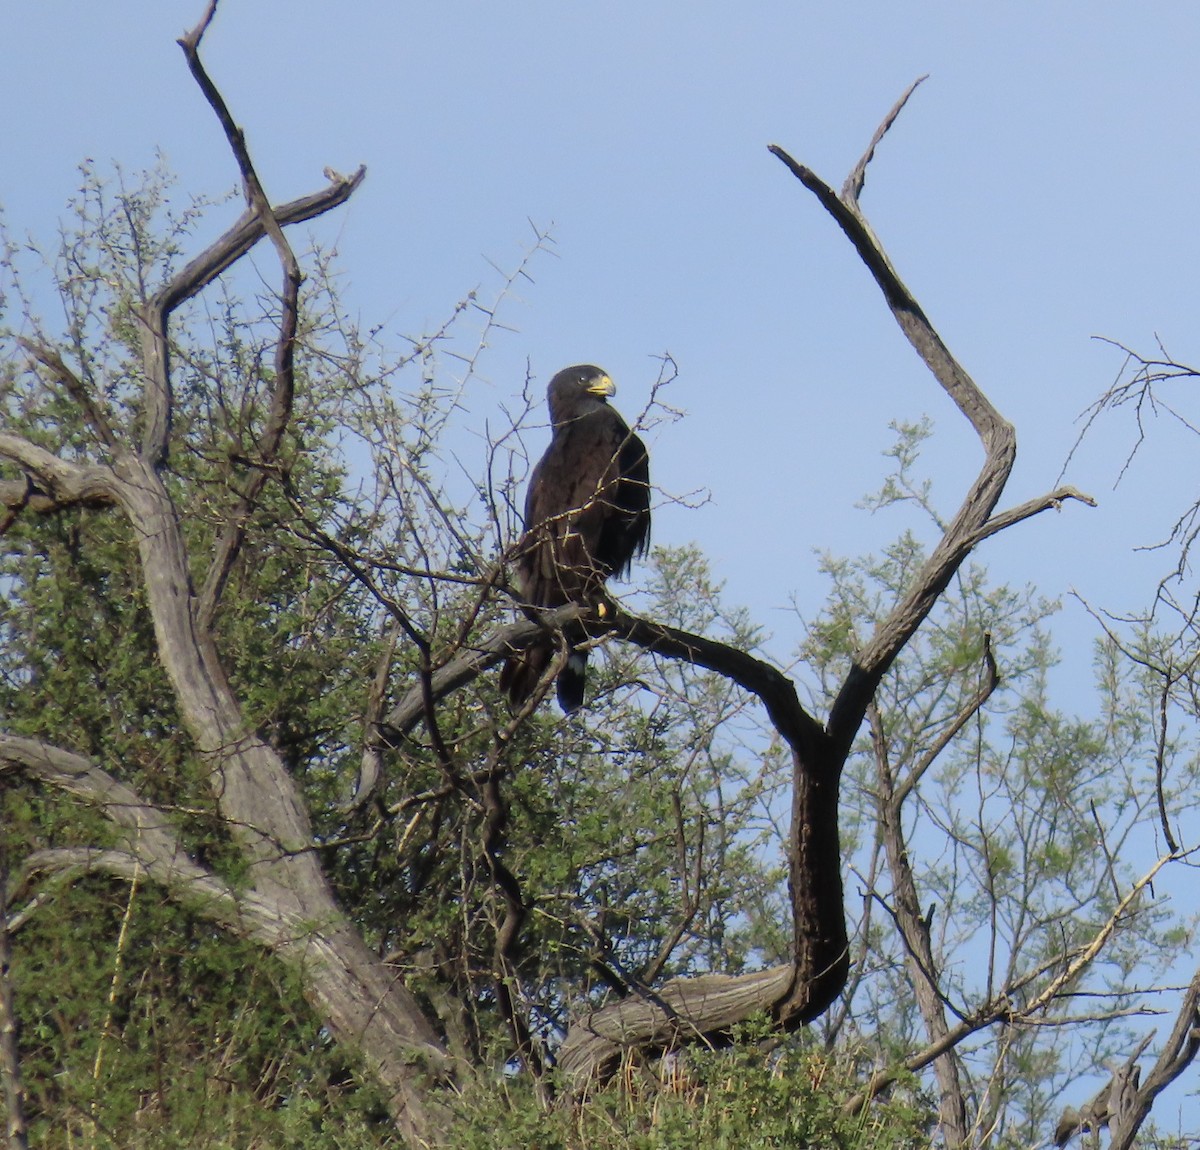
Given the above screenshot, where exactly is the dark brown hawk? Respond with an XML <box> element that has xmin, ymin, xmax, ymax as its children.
<box><xmin>500</xmin><ymin>365</ymin><xmax>651</xmax><ymax>712</ymax></box>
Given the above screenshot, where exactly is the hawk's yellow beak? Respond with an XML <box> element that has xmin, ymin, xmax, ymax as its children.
<box><xmin>587</xmin><ymin>374</ymin><xmax>616</xmax><ymax>398</ymax></box>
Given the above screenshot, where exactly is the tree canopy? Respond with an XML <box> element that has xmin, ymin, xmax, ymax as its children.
<box><xmin>2</xmin><ymin>9</ymin><xmax>1199</xmax><ymax>1150</ymax></box>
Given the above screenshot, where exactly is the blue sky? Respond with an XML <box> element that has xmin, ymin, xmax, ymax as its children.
<box><xmin>8</xmin><ymin>3</ymin><xmax>1200</xmax><ymax>700</ymax></box>
<box><xmin>5</xmin><ymin>4</ymin><xmax>1199</xmax><ymax>664</ymax></box>
<box><xmin>7</xmin><ymin>0</ymin><xmax>1200</xmax><ymax>1132</ymax></box>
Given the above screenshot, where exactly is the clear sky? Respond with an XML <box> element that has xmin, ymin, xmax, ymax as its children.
<box><xmin>5</xmin><ymin>2</ymin><xmax>1199</xmax><ymax>664</ymax></box>
<box><xmin>6</xmin><ymin>0</ymin><xmax>1200</xmax><ymax>1131</ymax></box>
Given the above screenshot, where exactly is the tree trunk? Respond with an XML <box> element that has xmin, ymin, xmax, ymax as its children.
<box><xmin>0</xmin><ymin>863</ymin><xmax>28</xmax><ymax>1150</ymax></box>
<box><xmin>775</xmin><ymin>738</ymin><xmax>849</xmax><ymax>1024</ymax></box>
<box><xmin>112</xmin><ymin>455</ymin><xmax>451</xmax><ymax>1139</ymax></box>
<box><xmin>873</xmin><ymin>714</ymin><xmax>970</xmax><ymax>1147</ymax></box>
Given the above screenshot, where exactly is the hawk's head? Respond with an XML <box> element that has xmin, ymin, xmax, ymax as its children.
<box><xmin>547</xmin><ymin>365</ymin><xmax>615</xmax><ymax>425</ymax></box>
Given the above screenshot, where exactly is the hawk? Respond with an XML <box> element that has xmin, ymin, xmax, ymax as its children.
<box><xmin>500</xmin><ymin>365</ymin><xmax>651</xmax><ymax>712</ymax></box>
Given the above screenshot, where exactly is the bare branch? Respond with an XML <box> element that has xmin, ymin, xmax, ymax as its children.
<box><xmin>970</xmin><ymin>485</ymin><xmax>1097</xmax><ymax>547</ymax></box>
<box><xmin>1053</xmin><ymin>1031</ymin><xmax>1153</xmax><ymax>1148</ymax></box>
<box><xmin>7</xmin><ymin>844</ymin><xmax>314</xmax><ymax>957</ymax></box>
<box><xmin>769</xmin><ymin>119</ymin><xmax>1019</xmax><ymax>759</ymax></box>
<box><xmin>179</xmin><ymin>0</ymin><xmax>219</xmax><ymax>53</ymax></box>
<box><xmin>871</xmin><ymin>699</ymin><xmax>970</xmax><ymax>1146</ymax></box>
<box><xmin>842</xmin><ymin>74</ymin><xmax>928</xmax><ymax>203</ymax></box>
<box><xmin>1108</xmin><ymin>970</ymin><xmax>1200</xmax><ymax>1148</ymax></box>
<box><xmin>1026</xmin><ymin>852</ymin><xmax>1176</xmax><ymax>1017</ymax></box>
<box><xmin>1051</xmin><ymin>971</ymin><xmax>1200</xmax><ymax>1148</ymax></box>
<box><xmin>381</xmin><ymin>602</ymin><xmax>825</xmax><ymax>756</ymax></box>
<box><xmin>137</xmin><ymin>158</ymin><xmax>364</xmax><ymax>465</ymax></box>
<box><xmin>557</xmin><ymin>965</ymin><xmax>794</xmax><ymax>1087</ymax></box>
<box><xmin>479</xmin><ymin>740</ymin><xmax>548</xmax><ymax>1092</ymax></box>
<box><xmin>0</xmin><ymin>432</ymin><xmax>116</xmax><ymax>509</ymax></box>
<box><xmin>0</xmin><ymin>733</ymin><xmax>206</xmax><ymax>872</ymax></box>
<box><xmin>0</xmin><ymin>735</ymin><xmax>298</xmax><ymax>943</ymax></box>
<box><xmin>892</xmin><ymin>632</ymin><xmax>999</xmax><ymax>808</ymax></box>
<box><xmin>1154</xmin><ymin>670</ymin><xmax>1181</xmax><ymax>854</ymax></box>
<box><xmin>178</xmin><ymin>9</ymin><xmax>304</xmax><ymax>631</ymax></box>
<box><xmin>20</xmin><ymin>340</ymin><xmax>121</xmax><ymax>454</ymax></box>
<box><xmin>160</xmin><ymin>170</ymin><xmax>367</xmax><ymax>322</ymax></box>
<box><xmin>351</xmin><ymin>623</ymin><xmax>401</xmax><ymax>810</ymax></box>
<box><xmin>843</xmin><ymin>997</ymin><xmax>1013</xmax><ymax>1119</ymax></box>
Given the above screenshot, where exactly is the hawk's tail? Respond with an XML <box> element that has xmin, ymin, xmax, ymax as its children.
<box><xmin>555</xmin><ymin>650</ymin><xmax>587</xmax><ymax>713</ymax></box>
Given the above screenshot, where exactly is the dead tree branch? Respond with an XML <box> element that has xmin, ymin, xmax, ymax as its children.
<box><xmin>19</xmin><ymin>341</ymin><xmax>120</xmax><ymax>454</ymax></box>
<box><xmin>768</xmin><ymin>138</ymin><xmax>1016</xmax><ymax>754</ymax></box>
<box><xmin>556</xmin><ymin>966</ymin><xmax>795</xmax><ymax>1088</ymax></box>
<box><xmin>378</xmin><ymin>602</ymin><xmax>823</xmax><ymax>756</ymax></box>
<box><xmin>1055</xmin><ymin>970</ymin><xmax>1200</xmax><ymax>1148</ymax></box>
<box><xmin>870</xmin><ymin>671</ymin><xmax>1002</xmax><ymax>1149</ymax></box>
<box><xmin>0</xmin><ymin>434</ymin><xmax>116</xmax><ymax>510</ymax></box>
<box><xmin>179</xmin><ymin>8</ymin><xmax>304</xmax><ymax>631</ymax></box>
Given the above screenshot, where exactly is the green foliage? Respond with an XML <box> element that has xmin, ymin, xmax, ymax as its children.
<box><xmin>1</xmin><ymin>158</ymin><xmax>794</xmax><ymax>1140</ymax></box>
<box><xmin>447</xmin><ymin>1030</ymin><xmax>933</xmax><ymax>1150</ymax></box>
<box><xmin>797</xmin><ymin>421</ymin><xmax>1189</xmax><ymax>1140</ymax></box>
<box><xmin>13</xmin><ymin>874</ymin><xmax>396</xmax><ymax>1150</ymax></box>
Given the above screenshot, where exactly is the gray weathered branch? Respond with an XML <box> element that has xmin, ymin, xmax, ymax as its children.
<box><xmin>556</xmin><ymin>966</ymin><xmax>794</xmax><ymax>1088</ymax></box>
<box><xmin>0</xmin><ymin>434</ymin><xmax>116</xmax><ymax>509</ymax></box>
<box><xmin>972</xmin><ymin>485</ymin><xmax>1097</xmax><ymax>547</ymax></box>
<box><xmin>0</xmin><ymin>734</ymin><xmax>269</xmax><ymax>937</ymax></box>
<box><xmin>20</xmin><ymin>341</ymin><xmax>121</xmax><ymax>453</ymax></box>
<box><xmin>0</xmin><ymin>734</ymin><xmax>190</xmax><ymax>858</ymax></box>
<box><xmin>180</xmin><ymin>9</ymin><xmax>304</xmax><ymax>632</ymax></box>
<box><xmin>1055</xmin><ymin>969</ymin><xmax>1200</xmax><ymax>1149</ymax></box>
<box><xmin>137</xmin><ymin>80</ymin><xmax>363</xmax><ymax>467</ymax></box>
<box><xmin>768</xmin><ymin>138</ymin><xmax>1018</xmax><ymax>756</ymax></box>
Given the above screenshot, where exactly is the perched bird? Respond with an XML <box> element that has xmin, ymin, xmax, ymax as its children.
<box><xmin>500</xmin><ymin>365</ymin><xmax>651</xmax><ymax>712</ymax></box>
